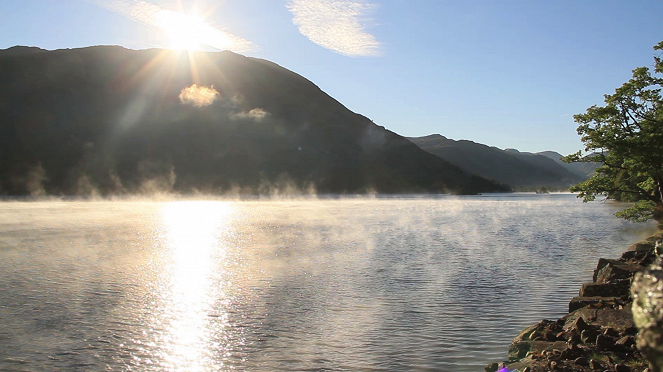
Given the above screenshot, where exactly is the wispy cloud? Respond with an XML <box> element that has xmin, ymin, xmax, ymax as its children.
<box><xmin>95</xmin><ymin>0</ymin><xmax>254</xmax><ymax>52</ymax></box>
<box><xmin>286</xmin><ymin>0</ymin><xmax>381</xmax><ymax>57</ymax></box>
<box><xmin>230</xmin><ymin>108</ymin><xmax>271</xmax><ymax>122</ymax></box>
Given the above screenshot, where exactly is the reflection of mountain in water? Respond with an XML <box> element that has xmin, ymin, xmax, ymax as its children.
<box><xmin>0</xmin><ymin>46</ymin><xmax>508</xmax><ymax>196</ymax></box>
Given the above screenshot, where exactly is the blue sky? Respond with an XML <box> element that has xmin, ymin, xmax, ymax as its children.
<box><xmin>1</xmin><ymin>0</ymin><xmax>662</xmax><ymax>155</ymax></box>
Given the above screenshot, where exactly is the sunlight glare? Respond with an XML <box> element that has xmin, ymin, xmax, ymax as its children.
<box><xmin>153</xmin><ymin>9</ymin><xmax>238</xmax><ymax>51</ymax></box>
<box><xmin>160</xmin><ymin>201</ymin><xmax>233</xmax><ymax>369</ymax></box>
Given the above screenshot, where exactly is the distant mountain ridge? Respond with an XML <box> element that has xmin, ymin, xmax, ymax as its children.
<box><xmin>0</xmin><ymin>46</ymin><xmax>508</xmax><ymax>196</ymax></box>
<box><xmin>409</xmin><ymin>134</ymin><xmax>594</xmax><ymax>189</ymax></box>
<box><xmin>535</xmin><ymin>150</ymin><xmax>598</xmax><ymax>178</ymax></box>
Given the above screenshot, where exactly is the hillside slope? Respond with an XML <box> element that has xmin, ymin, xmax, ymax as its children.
<box><xmin>409</xmin><ymin>134</ymin><xmax>585</xmax><ymax>189</ymax></box>
<box><xmin>0</xmin><ymin>46</ymin><xmax>508</xmax><ymax>196</ymax></box>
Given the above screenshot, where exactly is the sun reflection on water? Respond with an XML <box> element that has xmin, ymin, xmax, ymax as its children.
<box><xmin>159</xmin><ymin>201</ymin><xmax>233</xmax><ymax>370</ymax></box>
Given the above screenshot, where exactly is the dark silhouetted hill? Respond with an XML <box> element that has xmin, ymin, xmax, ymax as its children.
<box><xmin>536</xmin><ymin>151</ymin><xmax>598</xmax><ymax>178</ymax></box>
<box><xmin>409</xmin><ymin>134</ymin><xmax>587</xmax><ymax>189</ymax></box>
<box><xmin>0</xmin><ymin>46</ymin><xmax>508</xmax><ymax>196</ymax></box>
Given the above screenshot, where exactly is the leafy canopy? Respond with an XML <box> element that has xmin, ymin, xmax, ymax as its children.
<box><xmin>564</xmin><ymin>41</ymin><xmax>663</xmax><ymax>223</ymax></box>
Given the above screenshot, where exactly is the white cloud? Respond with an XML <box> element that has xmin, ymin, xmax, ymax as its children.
<box><xmin>230</xmin><ymin>108</ymin><xmax>271</xmax><ymax>122</ymax></box>
<box><xmin>286</xmin><ymin>0</ymin><xmax>381</xmax><ymax>57</ymax></box>
<box><xmin>179</xmin><ymin>84</ymin><xmax>219</xmax><ymax>107</ymax></box>
<box><xmin>96</xmin><ymin>0</ymin><xmax>254</xmax><ymax>52</ymax></box>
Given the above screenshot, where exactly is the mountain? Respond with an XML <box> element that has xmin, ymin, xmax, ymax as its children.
<box><xmin>409</xmin><ymin>134</ymin><xmax>586</xmax><ymax>189</ymax></box>
<box><xmin>0</xmin><ymin>46</ymin><xmax>508</xmax><ymax>196</ymax></box>
<box><xmin>536</xmin><ymin>151</ymin><xmax>598</xmax><ymax>178</ymax></box>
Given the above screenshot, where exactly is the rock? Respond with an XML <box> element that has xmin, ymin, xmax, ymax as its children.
<box><xmin>564</xmin><ymin>307</ymin><xmax>636</xmax><ymax>333</ymax></box>
<box><xmin>544</xmin><ymin>329</ymin><xmax>557</xmax><ymax>341</ymax></box>
<box><xmin>484</xmin><ymin>362</ymin><xmax>499</xmax><ymax>372</ymax></box>
<box><xmin>589</xmin><ymin>359</ymin><xmax>602</xmax><ymax>369</ymax></box>
<box><xmin>579</xmin><ymin>281</ymin><xmax>632</xmax><ymax>297</ymax></box>
<box><xmin>574</xmin><ymin>356</ymin><xmax>589</xmax><ymax>366</ymax></box>
<box><xmin>628</xmin><ymin>241</ymin><xmax>656</xmax><ymax>253</ymax></box>
<box><xmin>569</xmin><ymin>296</ymin><xmax>621</xmax><ymax>312</ymax></box>
<box><xmin>567</xmin><ymin>331</ymin><xmax>582</xmax><ymax>346</ymax></box>
<box><xmin>512</xmin><ymin>320</ymin><xmax>556</xmax><ymax>343</ymax></box>
<box><xmin>494</xmin><ymin>234</ymin><xmax>659</xmax><ymax>372</ymax></box>
<box><xmin>631</xmin><ymin>252</ymin><xmax>663</xmax><ymax>372</ymax></box>
<box><xmin>581</xmin><ymin>328</ymin><xmax>598</xmax><ymax>344</ymax></box>
<box><xmin>623</xmin><ymin>249</ymin><xmax>659</xmax><ymax>267</ymax></box>
<box><xmin>627</xmin><ymin>235</ymin><xmax>662</xmax><ymax>252</ymax></box>
<box><xmin>595</xmin><ymin>333</ymin><xmax>609</xmax><ymax>350</ymax></box>
<box><xmin>603</xmin><ymin>327</ymin><xmax>621</xmax><ymax>337</ymax></box>
<box><xmin>574</xmin><ymin>316</ymin><xmax>590</xmax><ymax>333</ymax></box>
<box><xmin>506</xmin><ymin>358</ymin><xmax>534</xmax><ymax>372</ymax></box>
<box><xmin>615</xmin><ymin>335</ymin><xmax>636</xmax><ymax>348</ymax></box>
<box><xmin>614</xmin><ymin>363</ymin><xmax>631</xmax><ymax>372</ymax></box>
<box><xmin>569</xmin><ymin>348</ymin><xmax>584</xmax><ymax>359</ymax></box>
<box><xmin>509</xmin><ymin>341</ymin><xmax>531</xmax><ymax>362</ymax></box>
<box><xmin>508</xmin><ymin>341</ymin><xmax>567</xmax><ymax>362</ymax></box>
<box><xmin>594</xmin><ymin>258</ymin><xmax>644</xmax><ymax>283</ymax></box>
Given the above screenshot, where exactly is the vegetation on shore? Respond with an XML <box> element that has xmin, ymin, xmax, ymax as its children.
<box><xmin>564</xmin><ymin>41</ymin><xmax>663</xmax><ymax>226</ymax></box>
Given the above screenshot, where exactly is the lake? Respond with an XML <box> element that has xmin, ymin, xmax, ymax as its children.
<box><xmin>0</xmin><ymin>194</ymin><xmax>657</xmax><ymax>371</ymax></box>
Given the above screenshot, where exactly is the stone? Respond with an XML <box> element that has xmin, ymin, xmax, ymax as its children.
<box><xmin>631</xmin><ymin>254</ymin><xmax>663</xmax><ymax>372</ymax></box>
<box><xmin>511</xmin><ymin>320</ymin><xmax>554</xmax><ymax>343</ymax></box>
<box><xmin>574</xmin><ymin>357</ymin><xmax>589</xmax><ymax>366</ymax></box>
<box><xmin>569</xmin><ymin>296</ymin><xmax>620</xmax><ymax>312</ymax></box>
<box><xmin>581</xmin><ymin>328</ymin><xmax>598</xmax><ymax>344</ymax></box>
<box><xmin>615</xmin><ymin>335</ymin><xmax>636</xmax><ymax>347</ymax></box>
<box><xmin>508</xmin><ymin>341</ymin><xmax>567</xmax><ymax>362</ymax></box>
<box><xmin>508</xmin><ymin>341</ymin><xmax>531</xmax><ymax>362</ymax></box>
<box><xmin>595</xmin><ymin>333</ymin><xmax>609</xmax><ymax>350</ymax></box>
<box><xmin>506</xmin><ymin>358</ymin><xmax>534</xmax><ymax>372</ymax></box>
<box><xmin>484</xmin><ymin>362</ymin><xmax>498</xmax><ymax>372</ymax></box>
<box><xmin>574</xmin><ymin>316</ymin><xmax>590</xmax><ymax>333</ymax></box>
<box><xmin>614</xmin><ymin>363</ymin><xmax>631</xmax><ymax>372</ymax></box>
<box><xmin>594</xmin><ymin>258</ymin><xmax>644</xmax><ymax>283</ymax></box>
<box><xmin>628</xmin><ymin>241</ymin><xmax>655</xmax><ymax>253</ymax></box>
<box><xmin>544</xmin><ymin>329</ymin><xmax>557</xmax><ymax>341</ymax></box>
<box><xmin>579</xmin><ymin>281</ymin><xmax>631</xmax><ymax>297</ymax></box>
<box><xmin>589</xmin><ymin>359</ymin><xmax>602</xmax><ymax>369</ymax></box>
<box><xmin>567</xmin><ymin>332</ymin><xmax>582</xmax><ymax>346</ymax></box>
<box><xmin>564</xmin><ymin>307</ymin><xmax>636</xmax><ymax>333</ymax></box>
<box><xmin>603</xmin><ymin>327</ymin><xmax>621</xmax><ymax>337</ymax></box>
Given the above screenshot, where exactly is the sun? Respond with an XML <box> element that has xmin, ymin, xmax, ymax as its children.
<box><xmin>152</xmin><ymin>9</ymin><xmax>235</xmax><ymax>51</ymax></box>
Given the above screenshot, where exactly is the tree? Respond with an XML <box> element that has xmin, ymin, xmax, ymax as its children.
<box><xmin>564</xmin><ymin>41</ymin><xmax>663</xmax><ymax>226</ymax></box>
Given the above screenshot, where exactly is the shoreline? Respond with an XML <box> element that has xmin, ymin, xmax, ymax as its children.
<box><xmin>487</xmin><ymin>232</ymin><xmax>663</xmax><ymax>372</ymax></box>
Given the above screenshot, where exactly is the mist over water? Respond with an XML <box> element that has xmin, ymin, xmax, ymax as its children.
<box><xmin>0</xmin><ymin>194</ymin><xmax>656</xmax><ymax>371</ymax></box>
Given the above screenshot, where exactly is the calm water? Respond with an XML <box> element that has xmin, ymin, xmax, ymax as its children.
<box><xmin>0</xmin><ymin>194</ymin><xmax>657</xmax><ymax>371</ymax></box>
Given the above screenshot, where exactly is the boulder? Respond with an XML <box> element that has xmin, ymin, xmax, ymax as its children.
<box><xmin>569</xmin><ymin>296</ymin><xmax>620</xmax><ymax>312</ymax></box>
<box><xmin>579</xmin><ymin>280</ymin><xmax>631</xmax><ymax>297</ymax></box>
<box><xmin>628</xmin><ymin>241</ymin><xmax>656</xmax><ymax>252</ymax></box>
<box><xmin>563</xmin><ymin>307</ymin><xmax>635</xmax><ymax>333</ymax></box>
<box><xmin>593</xmin><ymin>258</ymin><xmax>644</xmax><ymax>283</ymax></box>
<box><xmin>508</xmin><ymin>341</ymin><xmax>567</xmax><ymax>362</ymax></box>
<box><xmin>631</xmin><ymin>254</ymin><xmax>663</xmax><ymax>372</ymax></box>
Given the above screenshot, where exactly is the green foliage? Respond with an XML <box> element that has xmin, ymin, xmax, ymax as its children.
<box><xmin>564</xmin><ymin>41</ymin><xmax>663</xmax><ymax>223</ymax></box>
<box><xmin>615</xmin><ymin>200</ymin><xmax>657</xmax><ymax>222</ymax></box>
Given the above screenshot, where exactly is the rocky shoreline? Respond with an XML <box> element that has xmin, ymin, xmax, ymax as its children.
<box><xmin>486</xmin><ymin>232</ymin><xmax>663</xmax><ymax>372</ymax></box>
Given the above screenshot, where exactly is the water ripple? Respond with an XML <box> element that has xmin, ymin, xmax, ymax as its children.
<box><xmin>0</xmin><ymin>195</ymin><xmax>656</xmax><ymax>371</ymax></box>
